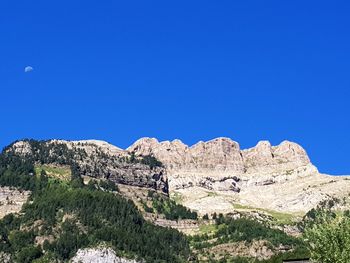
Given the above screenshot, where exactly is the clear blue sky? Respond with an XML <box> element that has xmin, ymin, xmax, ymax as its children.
<box><xmin>1</xmin><ymin>1</ymin><xmax>349</xmax><ymax>174</ymax></box>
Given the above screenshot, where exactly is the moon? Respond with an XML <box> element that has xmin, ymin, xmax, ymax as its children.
<box><xmin>24</xmin><ymin>66</ymin><xmax>33</xmax><ymax>73</ymax></box>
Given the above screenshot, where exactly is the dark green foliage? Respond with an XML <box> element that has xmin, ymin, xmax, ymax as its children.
<box><xmin>202</xmin><ymin>214</ymin><xmax>209</xmax><ymax>220</ymax></box>
<box><xmin>191</xmin><ymin>216</ymin><xmax>308</xmax><ymax>262</ymax></box>
<box><xmin>210</xmin><ymin>248</ymin><xmax>309</xmax><ymax>263</ymax></box>
<box><xmin>147</xmin><ymin>189</ymin><xmax>155</xmax><ymax>198</ymax></box>
<box><xmin>0</xmin><ymin>141</ymin><xmax>190</xmax><ymax>262</ymax></box>
<box><xmin>98</xmin><ymin>179</ymin><xmax>119</xmax><ymax>192</ymax></box>
<box><xmin>0</xmin><ymin>151</ymin><xmax>36</xmax><ymax>190</ymax></box>
<box><xmin>9</xmin><ymin>230</ymin><xmax>35</xmax><ymax>252</ymax></box>
<box><xmin>0</xmin><ymin>140</ymin><xmax>77</xmax><ymax>192</ymax></box>
<box><xmin>152</xmin><ymin>193</ymin><xmax>198</xmax><ymax>220</ymax></box>
<box><xmin>0</xmin><ymin>183</ymin><xmax>190</xmax><ymax>262</ymax></box>
<box><xmin>36</xmin><ymin>185</ymin><xmax>188</xmax><ymax>261</ymax></box>
<box><xmin>87</xmin><ymin>179</ymin><xmax>98</xmax><ymax>190</ymax></box>
<box><xmin>142</xmin><ymin>202</ymin><xmax>154</xmax><ymax>213</ymax></box>
<box><xmin>216</xmin><ymin>217</ymin><xmax>299</xmax><ymax>246</ymax></box>
<box><xmin>70</xmin><ymin>177</ymin><xmax>84</xmax><ymax>188</ymax></box>
<box><xmin>128</xmin><ymin>152</ymin><xmax>163</xmax><ymax>168</ymax></box>
<box><xmin>15</xmin><ymin>245</ymin><xmax>42</xmax><ymax>263</ymax></box>
<box><xmin>139</xmin><ymin>155</ymin><xmax>163</xmax><ymax>169</ymax></box>
<box><xmin>299</xmin><ymin>206</ymin><xmax>337</xmax><ymax>231</ymax></box>
<box><xmin>50</xmin><ymin>220</ymin><xmax>89</xmax><ymax>260</ymax></box>
<box><xmin>215</xmin><ymin>213</ymin><xmax>224</xmax><ymax>225</ymax></box>
<box><xmin>206</xmin><ymin>247</ymin><xmax>310</xmax><ymax>263</ymax></box>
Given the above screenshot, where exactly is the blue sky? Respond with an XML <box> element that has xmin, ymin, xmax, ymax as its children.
<box><xmin>0</xmin><ymin>1</ymin><xmax>349</xmax><ymax>174</ymax></box>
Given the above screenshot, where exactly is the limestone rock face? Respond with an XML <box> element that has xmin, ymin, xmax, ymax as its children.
<box><xmin>242</xmin><ymin>140</ymin><xmax>311</xmax><ymax>174</ymax></box>
<box><xmin>128</xmin><ymin>137</ymin><xmax>317</xmax><ymax>192</ymax></box>
<box><xmin>71</xmin><ymin>247</ymin><xmax>140</xmax><ymax>263</ymax></box>
<box><xmin>128</xmin><ymin>137</ymin><xmax>245</xmax><ymax>173</ymax></box>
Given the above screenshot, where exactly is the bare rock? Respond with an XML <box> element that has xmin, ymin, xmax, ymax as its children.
<box><xmin>128</xmin><ymin>137</ymin><xmax>244</xmax><ymax>173</ymax></box>
<box><xmin>71</xmin><ymin>247</ymin><xmax>140</xmax><ymax>263</ymax></box>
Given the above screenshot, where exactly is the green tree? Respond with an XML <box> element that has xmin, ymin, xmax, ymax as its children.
<box><xmin>15</xmin><ymin>245</ymin><xmax>42</xmax><ymax>263</ymax></box>
<box><xmin>305</xmin><ymin>210</ymin><xmax>350</xmax><ymax>263</ymax></box>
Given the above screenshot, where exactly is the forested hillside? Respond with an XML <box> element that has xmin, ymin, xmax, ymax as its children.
<box><xmin>0</xmin><ymin>140</ymin><xmax>312</xmax><ymax>262</ymax></box>
<box><xmin>0</xmin><ymin>140</ymin><xmax>189</xmax><ymax>262</ymax></box>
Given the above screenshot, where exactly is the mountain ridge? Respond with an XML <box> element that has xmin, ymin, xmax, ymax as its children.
<box><xmin>7</xmin><ymin>137</ymin><xmax>350</xmax><ymax>215</ymax></box>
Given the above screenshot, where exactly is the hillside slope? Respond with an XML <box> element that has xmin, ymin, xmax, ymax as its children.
<box><xmin>0</xmin><ymin>137</ymin><xmax>346</xmax><ymax>262</ymax></box>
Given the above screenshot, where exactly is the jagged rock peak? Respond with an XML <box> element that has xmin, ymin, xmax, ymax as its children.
<box><xmin>128</xmin><ymin>137</ymin><xmax>240</xmax><ymax>151</ymax></box>
<box><xmin>273</xmin><ymin>140</ymin><xmax>310</xmax><ymax>161</ymax></box>
<box><xmin>127</xmin><ymin>137</ymin><xmax>312</xmax><ymax>175</ymax></box>
<box><xmin>255</xmin><ymin>140</ymin><xmax>272</xmax><ymax>148</ymax></box>
<box><xmin>190</xmin><ymin>137</ymin><xmax>240</xmax><ymax>151</ymax></box>
<box><xmin>243</xmin><ymin>140</ymin><xmax>310</xmax><ymax>161</ymax></box>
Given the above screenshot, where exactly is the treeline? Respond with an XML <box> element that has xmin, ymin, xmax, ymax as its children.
<box><xmin>215</xmin><ymin>217</ymin><xmax>299</xmax><ymax>247</ymax></box>
<box><xmin>191</xmin><ymin>217</ymin><xmax>301</xmax><ymax>249</ymax></box>
<box><xmin>127</xmin><ymin>152</ymin><xmax>163</xmax><ymax>169</ymax></box>
<box><xmin>190</xmin><ymin>215</ymin><xmax>309</xmax><ymax>262</ymax></box>
<box><xmin>0</xmin><ymin>150</ymin><xmax>36</xmax><ymax>191</ymax></box>
<box><xmin>147</xmin><ymin>191</ymin><xmax>198</xmax><ymax>220</ymax></box>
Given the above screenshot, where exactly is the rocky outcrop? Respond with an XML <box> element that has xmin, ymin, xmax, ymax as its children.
<box><xmin>9</xmin><ymin>140</ymin><xmax>168</xmax><ymax>193</ymax></box>
<box><xmin>71</xmin><ymin>247</ymin><xmax>140</xmax><ymax>263</ymax></box>
<box><xmin>0</xmin><ymin>187</ymin><xmax>30</xmax><ymax>219</ymax></box>
<box><xmin>128</xmin><ymin>137</ymin><xmax>245</xmax><ymax>173</ymax></box>
<box><xmin>128</xmin><ymin>137</ymin><xmax>317</xmax><ymax>192</ymax></box>
<box><xmin>126</xmin><ymin>137</ymin><xmax>350</xmax><ymax>214</ymax></box>
<box><xmin>0</xmin><ymin>252</ymin><xmax>11</xmax><ymax>263</ymax></box>
<box><xmin>203</xmin><ymin>240</ymin><xmax>277</xmax><ymax>261</ymax></box>
<box><xmin>242</xmin><ymin>140</ymin><xmax>311</xmax><ymax>174</ymax></box>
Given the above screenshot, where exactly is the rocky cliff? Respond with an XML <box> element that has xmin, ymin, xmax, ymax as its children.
<box><xmin>127</xmin><ymin>137</ymin><xmax>350</xmax><ymax>214</ymax></box>
<box><xmin>127</xmin><ymin>137</ymin><xmax>317</xmax><ymax>192</ymax></box>
<box><xmin>8</xmin><ymin>139</ymin><xmax>168</xmax><ymax>193</ymax></box>
<box><xmin>71</xmin><ymin>247</ymin><xmax>140</xmax><ymax>263</ymax></box>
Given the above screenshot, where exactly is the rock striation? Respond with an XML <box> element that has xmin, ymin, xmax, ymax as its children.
<box><xmin>127</xmin><ymin>137</ymin><xmax>350</xmax><ymax>214</ymax></box>
<box><xmin>127</xmin><ymin>137</ymin><xmax>317</xmax><ymax>192</ymax></box>
<box><xmin>9</xmin><ymin>139</ymin><xmax>168</xmax><ymax>193</ymax></box>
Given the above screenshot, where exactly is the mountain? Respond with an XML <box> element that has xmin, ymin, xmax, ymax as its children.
<box><xmin>0</xmin><ymin>137</ymin><xmax>349</xmax><ymax>262</ymax></box>
<box><xmin>8</xmin><ymin>137</ymin><xmax>350</xmax><ymax>215</ymax></box>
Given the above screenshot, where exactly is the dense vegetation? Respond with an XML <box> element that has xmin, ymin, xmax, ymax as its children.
<box><xmin>145</xmin><ymin>190</ymin><xmax>198</xmax><ymax>220</ymax></box>
<box><xmin>0</xmin><ymin>182</ymin><xmax>191</xmax><ymax>262</ymax></box>
<box><xmin>303</xmin><ymin>208</ymin><xmax>350</xmax><ymax>263</ymax></box>
<box><xmin>190</xmin><ymin>215</ymin><xmax>309</xmax><ymax>262</ymax></box>
<box><xmin>0</xmin><ymin>140</ymin><xmax>315</xmax><ymax>263</ymax></box>
<box><xmin>128</xmin><ymin>152</ymin><xmax>163</xmax><ymax>168</ymax></box>
<box><xmin>0</xmin><ymin>142</ymin><xmax>190</xmax><ymax>262</ymax></box>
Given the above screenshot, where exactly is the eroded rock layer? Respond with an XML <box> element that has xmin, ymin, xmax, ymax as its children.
<box><xmin>127</xmin><ymin>137</ymin><xmax>317</xmax><ymax>192</ymax></box>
